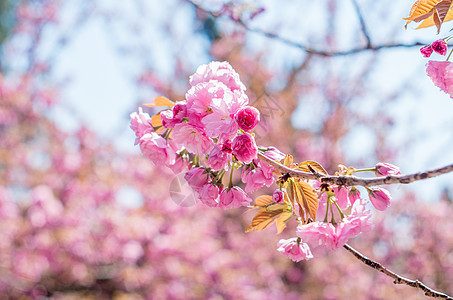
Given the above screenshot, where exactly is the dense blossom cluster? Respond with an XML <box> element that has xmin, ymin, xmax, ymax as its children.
<box><xmin>131</xmin><ymin>61</ymin><xmax>396</xmax><ymax>263</ymax></box>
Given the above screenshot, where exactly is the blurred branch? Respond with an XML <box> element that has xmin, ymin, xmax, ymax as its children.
<box><xmin>352</xmin><ymin>0</ymin><xmax>371</xmax><ymax>48</ymax></box>
<box><xmin>258</xmin><ymin>152</ymin><xmax>453</xmax><ymax>187</ymax></box>
<box><xmin>344</xmin><ymin>244</ymin><xmax>453</xmax><ymax>299</ymax></box>
<box><xmin>187</xmin><ymin>0</ymin><xmax>424</xmax><ymax>56</ymax></box>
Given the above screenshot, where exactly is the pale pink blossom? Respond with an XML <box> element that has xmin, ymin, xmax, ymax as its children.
<box><xmin>298</xmin><ymin>199</ymin><xmax>372</xmax><ymax>250</ymax></box>
<box><xmin>189</xmin><ymin>61</ymin><xmax>246</xmax><ymax>92</ymax></box>
<box><xmin>432</xmin><ymin>39</ymin><xmax>448</xmax><ymax>56</ymax></box>
<box><xmin>272</xmin><ymin>190</ymin><xmax>284</xmax><ymax>204</ymax></box>
<box><xmin>332</xmin><ymin>186</ymin><xmax>350</xmax><ymax>209</ymax></box>
<box><xmin>186</xmin><ymin>81</ymin><xmax>226</xmax><ymax>119</ymax></box>
<box><xmin>184</xmin><ymin>167</ymin><xmax>209</xmax><ymax>193</ymax></box>
<box><xmin>232</xmin><ymin>133</ymin><xmax>257</xmax><ymax>164</ymax></box>
<box><xmin>277</xmin><ymin>238</ymin><xmax>313</xmax><ymax>262</ymax></box>
<box><xmin>368</xmin><ymin>187</ymin><xmax>392</xmax><ymax>211</ymax></box>
<box><xmin>218</xmin><ymin>186</ymin><xmax>252</xmax><ymax>209</ymax></box>
<box><xmin>171</xmin><ymin>123</ymin><xmax>213</xmax><ymax>156</ymax></box>
<box><xmin>262</xmin><ymin>146</ymin><xmax>286</xmax><ymax>161</ymax></box>
<box><xmin>375</xmin><ymin>162</ymin><xmax>401</xmax><ymax>176</ymax></box>
<box><xmin>241</xmin><ymin>161</ymin><xmax>274</xmax><ymax>193</ymax></box>
<box><xmin>130</xmin><ymin>108</ymin><xmax>153</xmax><ymax>144</ymax></box>
<box><xmin>139</xmin><ymin>132</ymin><xmax>177</xmax><ymax>166</ymax></box>
<box><xmin>208</xmin><ymin>144</ymin><xmax>231</xmax><ymax>171</ymax></box>
<box><xmin>202</xmin><ymin>88</ymin><xmax>241</xmax><ymax>139</ymax></box>
<box><xmin>426</xmin><ymin>60</ymin><xmax>453</xmax><ymax>98</ymax></box>
<box><xmin>234</xmin><ymin>106</ymin><xmax>260</xmax><ymax>131</ymax></box>
<box><xmin>199</xmin><ymin>184</ymin><xmax>220</xmax><ymax>207</ymax></box>
<box><xmin>420</xmin><ymin>45</ymin><xmax>433</xmax><ymax>58</ymax></box>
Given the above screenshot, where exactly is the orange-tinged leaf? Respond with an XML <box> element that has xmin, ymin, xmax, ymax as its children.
<box><xmin>283</xmin><ymin>155</ymin><xmax>293</xmax><ymax>167</ymax></box>
<box><xmin>151</xmin><ymin>114</ymin><xmax>162</xmax><ymax>127</ymax></box>
<box><xmin>275</xmin><ymin>212</ymin><xmax>293</xmax><ymax>234</ymax></box>
<box><xmin>298</xmin><ymin>160</ymin><xmax>328</xmax><ymax>175</ymax></box>
<box><xmin>246</xmin><ymin>208</ymin><xmax>284</xmax><ymax>232</ymax></box>
<box><xmin>295</xmin><ymin>180</ymin><xmax>318</xmax><ymax>223</ymax></box>
<box><xmin>254</xmin><ymin>195</ymin><xmax>274</xmax><ymax>207</ymax></box>
<box><xmin>404</xmin><ymin>0</ymin><xmax>453</xmax><ymax>32</ymax></box>
<box><xmin>144</xmin><ymin>96</ymin><xmax>175</xmax><ymax>108</ymax></box>
<box><xmin>417</xmin><ymin>7</ymin><xmax>453</xmax><ymax>28</ymax></box>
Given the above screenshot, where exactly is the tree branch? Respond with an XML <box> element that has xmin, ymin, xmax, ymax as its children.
<box><xmin>187</xmin><ymin>0</ymin><xmax>425</xmax><ymax>56</ymax></box>
<box><xmin>257</xmin><ymin>152</ymin><xmax>453</xmax><ymax>187</ymax></box>
<box><xmin>343</xmin><ymin>244</ymin><xmax>453</xmax><ymax>299</ymax></box>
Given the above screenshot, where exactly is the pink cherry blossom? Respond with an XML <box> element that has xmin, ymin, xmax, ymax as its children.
<box><xmin>130</xmin><ymin>108</ymin><xmax>153</xmax><ymax>144</ymax></box>
<box><xmin>186</xmin><ymin>81</ymin><xmax>228</xmax><ymax>126</ymax></box>
<box><xmin>262</xmin><ymin>146</ymin><xmax>286</xmax><ymax>161</ymax></box>
<box><xmin>426</xmin><ymin>60</ymin><xmax>453</xmax><ymax>98</ymax></box>
<box><xmin>234</xmin><ymin>106</ymin><xmax>260</xmax><ymax>131</ymax></box>
<box><xmin>272</xmin><ymin>190</ymin><xmax>284</xmax><ymax>204</ymax></box>
<box><xmin>375</xmin><ymin>162</ymin><xmax>401</xmax><ymax>176</ymax></box>
<box><xmin>241</xmin><ymin>161</ymin><xmax>274</xmax><ymax>193</ymax></box>
<box><xmin>208</xmin><ymin>143</ymin><xmax>231</xmax><ymax>171</ymax></box>
<box><xmin>231</xmin><ymin>133</ymin><xmax>258</xmax><ymax>164</ymax></box>
<box><xmin>277</xmin><ymin>238</ymin><xmax>313</xmax><ymax>262</ymax></box>
<box><xmin>420</xmin><ymin>45</ymin><xmax>433</xmax><ymax>58</ymax></box>
<box><xmin>184</xmin><ymin>167</ymin><xmax>209</xmax><ymax>193</ymax></box>
<box><xmin>199</xmin><ymin>184</ymin><xmax>220</xmax><ymax>207</ymax></box>
<box><xmin>368</xmin><ymin>187</ymin><xmax>392</xmax><ymax>211</ymax></box>
<box><xmin>171</xmin><ymin>123</ymin><xmax>214</xmax><ymax>156</ymax></box>
<box><xmin>332</xmin><ymin>186</ymin><xmax>350</xmax><ymax>210</ymax></box>
<box><xmin>139</xmin><ymin>132</ymin><xmax>177</xmax><ymax>166</ymax></box>
<box><xmin>218</xmin><ymin>186</ymin><xmax>252</xmax><ymax>210</ymax></box>
<box><xmin>432</xmin><ymin>39</ymin><xmax>448</xmax><ymax>56</ymax></box>
<box><xmin>189</xmin><ymin>61</ymin><xmax>246</xmax><ymax>92</ymax></box>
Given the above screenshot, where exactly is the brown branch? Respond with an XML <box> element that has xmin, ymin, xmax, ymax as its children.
<box><xmin>186</xmin><ymin>0</ymin><xmax>425</xmax><ymax>56</ymax></box>
<box><xmin>343</xmin><ymin>244</ymin><xmax>453</xmax><ymax>299</ymax></box>
<box><xmin>257</xmin><ymin>152</ymin><xmax>453</xmax><ymax>187</ymax></box>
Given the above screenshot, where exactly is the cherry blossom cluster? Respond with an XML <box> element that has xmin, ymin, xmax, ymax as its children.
<box><xmin>131</xmin><ymin>61</ymin><xmax>276</xmax><ymax>210</ymax></box>
<box><xmin>131</xmin><ymin>61</ymin><xmax>400</xmax><ymax>263</ymax></box>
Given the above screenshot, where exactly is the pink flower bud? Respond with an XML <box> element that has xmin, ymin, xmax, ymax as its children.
<box><xmin>232</xmin><ymin>133</ymin><xmax>257</xmax><ymax>164</ymax></box>
<box><xmin>199</xmin><ymin>183</ymin><xmax>220</xmax><ymax>207</ymax></box>
<box><xmin>272</xmin><ymin>190</ymin><xmax>284</xmax><ymax>204</ymax></box>
<box><xmin>432</xmin><ymin>39</ymin><xmax>448</xmax><ymax>56</ymax></box>
<box><xmin>375</xmin><ymin>162</ymin><xmax>401</xmax><ymax>177</ymax></box>
<box><xmin>420</xmin><ymin>45</ymin><xmax>433</xmax><ymax>58</ymax></box>
<box><xmin>234</xmin><ymin>106</ymin><xmax>260</xmax><ymax>131</ymax></box>
<box><xmin>368</xmin><ymin>187</ymin><xmax>392</xmax><ymax>211</ymax></box>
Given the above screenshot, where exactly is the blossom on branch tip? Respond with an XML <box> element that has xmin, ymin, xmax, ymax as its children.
<box><xmin>189</xmin><ymin>61</ymin><xmax>246</xmax><ymax>93</ymax></box>
<box><xmin>139</xmin><ymin>132</ymin><xmax>177</xmax><ymax>166</ymax></box>
<box><xmin>420</xmin><ymin>45</ymin><xmax>433</xmax><ymax>57</ymax></box>
<box><xmin>375</xmin><ymin>162</ymin><xmax>401</xmax><ymax>177</ymax></box>
<box><xmin>130</xmin><ymin>108</ymin><xmax>153</xmax><ymax>144</ymax></box>
<box><xmin>432</xmin><ymin>39</ymin><xmax>448</xmax><ymax>56</ymax></box>
<box><xmin>426</xmin><ymin>60</ymin><xmax>453</xmax><ymax>98</ymax></box>
<box><xmin>368</xmin><ymin>187</ymin><xmax>392</xmax><ymax>211</ymax></box>
<box><xmin>277</xmin><ymin>238</ymin><xmax>313</xmax><ymax>262</ymax></box>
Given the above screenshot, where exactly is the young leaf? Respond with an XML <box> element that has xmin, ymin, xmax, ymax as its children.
<box><xmin>417</xmin><ymin>7</ymin><xmax>453</xmax><ymax>28</ymax></box>
<box><xmin>144</xmin><ymin>96</ymin><xmax>175</xmax><ymax>108</ymax></box>
<box><xmin>151</xmin><ymin>113</ymin><xmax>162</xmax><ymax>127</ymax></box>
<box><xmin>275</xmin><ymin>212</ymin><xmax>293</xmax><ymax>234</ymax></box>
<box><xmin>298</xmin><ymin>160</ymin><xmax>328</xmax><ymax>175</ymax></box>
<box><xmin>404</xmin><ymin>0</ymin><xmax>453</xmax><ymax>32</ymax></box>
<box><xmin>295</xmin><ymin>180</ymin><xmax>318</xmax><ymax>223</ymax></box>
<box><xmin>246</xmin><ymin>208</ymin><xmax>285</xmax><ymax>232</ymax></box>
<box><xmin>254</xmin><ymin>195</ymin><xmax>274</xmax><ymax>207</ymax></box>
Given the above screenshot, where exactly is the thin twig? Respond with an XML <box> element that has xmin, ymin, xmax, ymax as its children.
<box><xmin>343</xmin><ymin>244</ymin><xmax>453</xmax><ymax>299</ymax></box>
<box><xmin>352</xmin><ymin>0</ymin><xmax>371</xmax><ymax>48</ymax></box>
<box><xmin>257</xmin><ymin>152</ymin><xmax>453</xmax><ymax>187</ymax></box>
<box><xmin>186</xmin><ymin>0</ymin><xmax>424</xmax><ymax>57</ymax></box>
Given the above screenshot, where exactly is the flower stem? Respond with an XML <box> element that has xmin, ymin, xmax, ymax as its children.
<box><xmin>229</xmin><ymin>167</ymin><xmax>234</xmax><ymax>188</ymax></box>
<box><xmin>447</xmin><ymin>48</ymin><xmax>453</xmax><ymax>61</ymax></box>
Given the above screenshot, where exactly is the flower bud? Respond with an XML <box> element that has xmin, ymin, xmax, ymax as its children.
<box><xmin>432</xmin><ymin>39</ymin><xmax>448</xmax><ymax>56</ymax></box>
<box><xmin>232</xmin><ymin>133</ymin><xmax>257</xmax><ymax>164</ymax></box>
<box><xmin>272</xmin><ymin>190</ymin><xmax>285</xmax><ymax>204</ymax></box>
<box><xmin>420</xmin><ymin>45</ymin><xmax>433</xmax><ymax>58</ymax></box>
<box><xmin>375</xmin><ymin>162</ymin><xmax>401</xmax><ymax>177</ymax></box>
<box><xmin>368</xmin><ymin>187</ymin><xmax>392</xmax><ymax>211</ymax></box>
<box><xmin>234</xmin><ymin>106</ymin><xmax>260</xmax><ymax>131</ymax></box>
